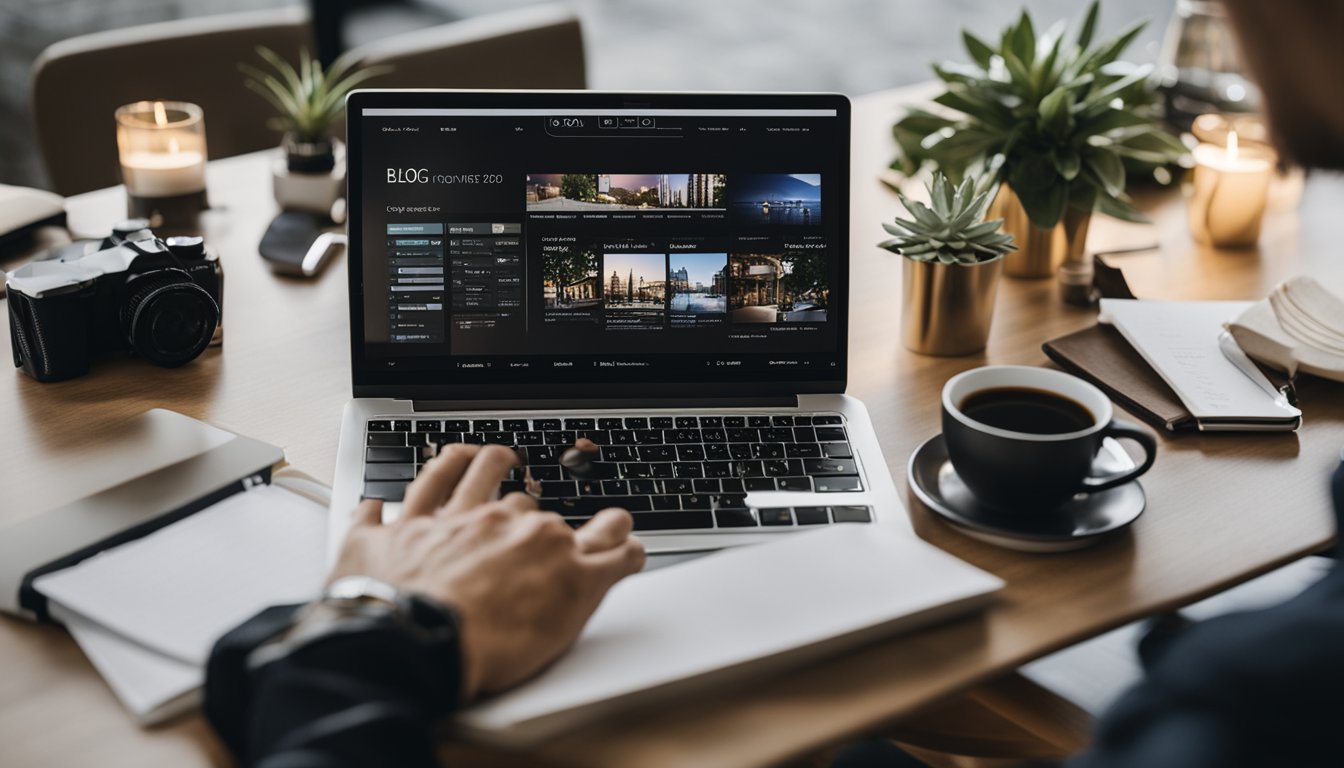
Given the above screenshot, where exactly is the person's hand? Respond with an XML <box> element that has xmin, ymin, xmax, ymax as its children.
<box><xmin>328</xmin><ymin>443</ymin><xmax>646</xmax><ymax>701</ymax></box>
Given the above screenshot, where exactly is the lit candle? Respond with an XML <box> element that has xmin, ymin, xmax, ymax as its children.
<box><xmin>115</xmin><ymin>100</ymin><xmax>209</xmax><ymax>228</ymax></box>
<box><xmin>1188</xmin><ymin>129</ymin><xmax>1273</xmax><ymax>248</ymax></box>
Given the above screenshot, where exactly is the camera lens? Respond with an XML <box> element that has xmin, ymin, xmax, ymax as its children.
<box><xmin>122</xmin><ymin>269</ymin><xmax>219</xmax><ymax>367</ymax></box>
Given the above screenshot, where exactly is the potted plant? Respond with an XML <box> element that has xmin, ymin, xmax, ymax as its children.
<box><xmin>891</xmin><ymin>1</ymin><xmax>1186</xmax><ymax>292</ymax></box>
<box><xmin>881</xmin><ymin>172</ymin><xmax>1016</xmax><ymax>356</ymax></box>
<box><xmin>242</xmin><ymin>48</ymin><xmax>388</xmax><ymax>215</ymax></box>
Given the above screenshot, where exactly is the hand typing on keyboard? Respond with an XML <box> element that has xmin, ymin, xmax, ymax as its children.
<box><xmin>330</xmin><ymin>443</ymin><xmax>646</xmax><ymax>701</ymax></box>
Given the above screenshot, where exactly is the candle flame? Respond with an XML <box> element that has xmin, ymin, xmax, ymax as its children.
<box><xmin>153</xmin><ymin>101</ymin><xmax>168</xmax><ymax>127</ymax></box>
<box><xmin>168</xmin><ymin>136</ymin><xmax>180</xmax><ymax>154</ymax></box>
<box><xmin>1227</xmin><ymin>131</ymin><xmax>1240</xmax><ymax>161</ymax></box>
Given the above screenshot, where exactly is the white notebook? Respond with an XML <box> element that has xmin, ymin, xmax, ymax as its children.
<box><xmin>454</xmin><ymin>524</ymin><xmax>1003</xmax><ymax>744</ymax></box>
<box><xmin>1099</xmin><ymin>299</ymin><xmax>1302</xmax><ymax>430</ymax></box>
<box><xmin>34</xmin><ymin>484</ymin><xmax>328</xmax><ymax>724</ymax></box>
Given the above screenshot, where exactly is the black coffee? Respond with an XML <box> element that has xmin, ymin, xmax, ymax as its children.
<box><xmin>959</xmin><ymin>387</ymin><xmax>1094</xmax><ymax>434</ymax></box>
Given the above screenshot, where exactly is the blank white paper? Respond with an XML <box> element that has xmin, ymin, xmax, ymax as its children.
<box><xmin>35</xmin><ymin>484</ymin><xmax>328</xmax><ymax>666</ymax></box>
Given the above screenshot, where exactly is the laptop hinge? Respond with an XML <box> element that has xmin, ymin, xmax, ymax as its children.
<box><xmin>412</xmin><ymin>396</ymin><xmax>799</xmax><ymax>412</ymax></box>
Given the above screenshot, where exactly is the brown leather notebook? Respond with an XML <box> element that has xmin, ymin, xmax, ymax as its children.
<box><xmin>1042</xmin><ymin>324</ymin><xmax>1297</xmax><ymax>432</ymax></box>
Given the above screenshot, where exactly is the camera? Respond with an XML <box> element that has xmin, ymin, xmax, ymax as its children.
<box><xmin>7</xmin><ymin>221</ymin><xmax>222</xmax><ymax>382</ymax></box>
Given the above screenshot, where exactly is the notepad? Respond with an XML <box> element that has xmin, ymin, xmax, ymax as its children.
<box><xmin>33</xmin><ymin>484</ymin><xmax>328</xmax><ymax>723</ymax></box>
<box><xmin>1099</xmin><ymin>299</ymin><xmax>1301</xmax><ymax>430</ymax></box>
<box><xmin>454</xmin><ymin>524</ymin><xmax>1003</xmax><ymax>744</ymax></box>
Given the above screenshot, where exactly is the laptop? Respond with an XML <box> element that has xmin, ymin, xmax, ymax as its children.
<box><xmin>328</xmin><ymin>90</ymin><xmax>910</xmax><ymax>562</ymax></box>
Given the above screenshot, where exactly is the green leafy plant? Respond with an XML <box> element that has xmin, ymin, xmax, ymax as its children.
<box><xmin>241</xmin><ymin>47</ymin><xmax>389</xmax><ymax>143</ymax></box>
<box><xmin>892</xmin><ymin>1</ymin><xmax>1187</xmax><ymax>228</ymax></box>
<box><xmin>881</xmin><ymin>173</ymin><xmax>1016</xmax><ymax>265</ymax></box>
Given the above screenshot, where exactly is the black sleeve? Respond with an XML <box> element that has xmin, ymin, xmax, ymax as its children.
<box><xmin>1066</xmin><ymin>460</ymin><xmax>1344</xmax><ymax>768</ymax></box>
<box><xmin>203</xmin><ymin>601</ymin><xmax>463</xmax><ymax>768</ymax></box>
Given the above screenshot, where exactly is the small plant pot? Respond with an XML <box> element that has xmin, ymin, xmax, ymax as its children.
<box><xmin>273</xmin><ymin>136</ymin><xmax>345</xmax><ymax>215</ymax></box>
<box><xmin>987</xmin><ymin>183</ymin><xmax>1092</xmax><ymax>280</ymax></box>
<box><xmin>901</xmin><ymin>256</ymin><xmax>1003</xmax><ymax>356</ymax></box>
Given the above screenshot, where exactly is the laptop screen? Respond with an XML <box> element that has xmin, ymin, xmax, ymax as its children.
<box><xmin>347</xmin><ymin>91</ymin><xmax>849</xmax><ymax>400</ymax></box>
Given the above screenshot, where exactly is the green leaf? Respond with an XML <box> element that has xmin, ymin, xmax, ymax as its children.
<box><xmin>1115</xmin><ymin>126</ymin><xmax>1189</xmax><ymax>157</ymax></box>
<box><xmin>1085</xmin><ymin>147</ymin><xmax>1127</xmax><ymax>197</ymax></box>
<box><xmin>1077</xmin><ymin>0</ymin><xmax>1101</xmax><ymax>51</ymax></box>
<box><xmin>1008</xmin><ymin>155</ymin><xmax>1068</xmax><ymax>228</ymax></box>
<box><xmin>1011</xmin><ymin>10</ymin><xmax>1036</xmax><ymax>66</ymax></box>
<box><xmin>895</xmin><ymin>109</ymin><xmax>957</xmax><ymax>136</ymax></box>
<box><xmin>1052</xmin><ymin>148</ymin><xmax>1082</xmax><ymax>181</ymax></box>
<box><xmin>1075</xmin><ymin>107</ymin><xmax>1152</xmax><ymax>135</ymax></box>
<box><xmin>1038</xmin><ymin>86</ymin><xmax>1072</xmax><ymax>140</ymax></box>
<box><xmin>1033</xmin><ymin>22</ymin><xmax>1067</xmax><ymax>95</ymax></box>
<box><xmin>930</xmin><ymin>173</ymin><xmax>951</xmax><ymax>217</ymax></box>
<box><xmin>1077</xmin><ymin>66</ymin><xmax>1154</xmax><ymax>118</ymax></box>
<box><xmin>1000</xmin><ymin>47</ymin><xmax>1035</xmax><ymax>99</ymax></box>
<box><xmin>963</xmin><ymin>31</ymin><xmax>996</xmax><ymax>69</ymax></box>
<box><xmin>1019</xmin><ymin>181</ymin><xmax>1068</xmax><ymax>229</ymax></box>
<box><xmin>1095</xmin><ymin>192</ymin><xmax>1150</xmax><ymax>223</ymax></box>
<box><xmin>1079</xmin><ymin>18</ymin><xmax>1147</xmax><ymax>72</ymax></box>
<box><xmin>933</xmin><ymin>89</ymin><xmax>1015</xmax><ymax>132</ymax></box>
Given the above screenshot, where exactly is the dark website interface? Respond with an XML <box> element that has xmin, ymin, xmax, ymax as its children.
<box><xmin>360</xmin><ymin>106</ymin><xmax>843</xmax><ymax>383</ymax></box>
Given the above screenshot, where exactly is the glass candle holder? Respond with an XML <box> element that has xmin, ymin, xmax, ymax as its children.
<box><xmin>1191</xmin><ymin>113</ymin><xmax>1304</xmax><ymax>210</ymax></box>
<box><xmin>115</xmin><ymin>100</ymin><xmax>208</xmax><ymax>230</ymax></box>
<box><xmin>1188</xmin><ymin>130</ymin><xmax>1273</xmax><ymax>248</ymax></box>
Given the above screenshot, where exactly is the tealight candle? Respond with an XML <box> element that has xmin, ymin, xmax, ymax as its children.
<box><xmin>1188</xmin><ymin>129</ymin><xmax>1273</xmax><ymax>248</ymax></box>
<box><xmin>115</xmin><ymin>100</ymin><xmax>208</xmax><ymax>228</ymax></box>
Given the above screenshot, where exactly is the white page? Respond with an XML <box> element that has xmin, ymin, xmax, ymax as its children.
<box><xmin>1100</xmin><ymin>299</ymin><xmax>1300</xmax><ymax>421</ymax></box>
<box><xmin>456</xmin><ymin>524</ymin><xmax>1003</xmax><ymax>739</ymax></box>
<box><xmin>48</xmin><ymin>602</ymin><xmax>201</xmax><ymax>724</ymax></box>
<box><xmin>35</xmin><ymin>485</ymin><xmax>327</xmax><ymax>665</ymax></box>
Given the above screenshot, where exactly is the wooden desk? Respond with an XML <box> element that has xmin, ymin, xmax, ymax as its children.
<box><xmin>2</xmin><ymin>88</ymin><xmax>1341</xmax><ymax>768</ymax></box>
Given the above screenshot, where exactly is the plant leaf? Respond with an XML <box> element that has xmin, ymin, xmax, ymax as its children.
<box><xmin>1053</xmin><ymin>148</ymin><xmax>1082</xmax><ymax>181</ymax></box>
<box><xmin>1038</xmin><ymin>86</ymin><xmax>1072</xmax><ymax>140</ymax></box>
<box><xmin>1078</xmin><ymin>18</ymin><xmax>1147</xmax><ymax>73</ymax></box>
<box><xmin>1078</xmin><ymin>65</ymin><xmax>1154</xmax><ymax>117</ymax></box>
<box><xmin>1095</xmin><ymin>192</ymin><xmax>1150</xmax><ymax>223</ymax></box>
<box><xmin>1011</xmin><ymin>10</ymin><xmax>1036</xmax><ymax>67</ymax></box>
<box><xmin>1077</xmin><ymin>0</ymin><xmax>1101</xmax><ymax>51</ymax></box>
<box><xmin>1085</xmin><ymin>147</ymin><xmax>1126</xmax><ymax>197</ymax></box>
<box><xmin>963</xmin><ymin>31</ymin><xmax>996</xmax><ymax>69</ymax></box>
<box><xmin>933</xmin><ymin>89</ymin><xmax>1015</xmax><ymax>132</ymax></box>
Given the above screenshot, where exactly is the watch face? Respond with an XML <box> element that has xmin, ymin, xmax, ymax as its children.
<box><xmin>326</xmin><ymin>575</ymin><xmax>402</xmax><ymax>606</ymax></box>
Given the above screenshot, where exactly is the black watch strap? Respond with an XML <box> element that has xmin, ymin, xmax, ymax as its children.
<box><xmin>202</xmin><ymin>587</ymin><xmax>464</xmax><ymax>763</ymax></box>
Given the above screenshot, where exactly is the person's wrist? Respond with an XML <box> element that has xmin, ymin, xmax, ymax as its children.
<box><xmin>251</xmin><ymin>575</ymin><xmax>469</xmax><ymax>708</ymax></box>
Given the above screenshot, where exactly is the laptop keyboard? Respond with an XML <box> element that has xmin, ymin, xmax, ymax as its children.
<box><xmin>361</xmin><ymin>413</ymin><xmax>870</xmax><ymax>531</ymax></box>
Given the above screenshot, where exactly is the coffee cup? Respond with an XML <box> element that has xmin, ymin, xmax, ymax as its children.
<box><xmin>941</xmin><ymin>366</ymin><xmax>1157</xmax><ymax>510</ymax></box>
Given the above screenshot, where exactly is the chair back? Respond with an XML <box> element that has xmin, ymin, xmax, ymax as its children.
<box><xmin>31</xmin><ymin>7</ymin><xmax>312</xmax><ymax>196</ymax></box>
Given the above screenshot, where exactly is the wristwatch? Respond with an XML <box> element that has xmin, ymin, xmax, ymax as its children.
<box><xmin>248</xmin><ymin>575</ymin><xmax>459</xmax><ymax>669</ymax></box>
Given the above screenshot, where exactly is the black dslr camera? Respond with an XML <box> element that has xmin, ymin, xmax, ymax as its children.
<box><xmin>7</xmin><ymin>221</ymin><xmax>222</xmax><ymax>382</ymax></box>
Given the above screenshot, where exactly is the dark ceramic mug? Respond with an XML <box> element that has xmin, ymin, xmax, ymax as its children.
<box><xmin>941</xmin><ymin>366</ymin><xmax>1157</xmax><ymax>511</ymax></box>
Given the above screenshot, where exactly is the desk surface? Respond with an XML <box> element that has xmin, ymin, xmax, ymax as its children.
<box><xmin>2</xmin><ymin>88</ymin><xmax>1341</xmax><ymax>768</ymax></box>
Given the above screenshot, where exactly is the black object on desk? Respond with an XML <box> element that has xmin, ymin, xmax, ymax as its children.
<box><xmin>259</xmin><ymin>211</ymin><xmax>344</xmax><ymax>277</ymax></box>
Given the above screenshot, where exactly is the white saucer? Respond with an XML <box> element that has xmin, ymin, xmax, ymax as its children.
<box><xmin>907</xmin><ymin>433</ymin><xmax>1146</xmax><ymax>552</ymax></box>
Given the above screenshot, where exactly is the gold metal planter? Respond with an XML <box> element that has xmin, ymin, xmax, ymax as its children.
<box><xmin>901</xmin><ymin>256</ymin><xmax>1003</xmax><ymax>356</ymax></box>
<box><xmin>987</xmin><ymin>183</ymin><xmax>1092</xmax><ymax>280</ymax></box>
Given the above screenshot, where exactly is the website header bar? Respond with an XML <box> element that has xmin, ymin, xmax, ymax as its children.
<box><xmin>363</xmin><ymin>108</ymin><xmax>838</xmax><ymax>117</ymax></box>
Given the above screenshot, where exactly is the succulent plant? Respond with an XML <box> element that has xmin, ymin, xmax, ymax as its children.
<box><xmin>241</xmin><ymin>47</ymin><xmax>389</xmax><ymax>143</ymax></box>
<box><xmin>881</xmin><ymin>173</ymin><xmax>1016</xmax><ymax>265</ymax></box>
<box><xmin>891</xmin><ymin>1</ymin><xmax>1188</xmax><ymax>228</ymax></box>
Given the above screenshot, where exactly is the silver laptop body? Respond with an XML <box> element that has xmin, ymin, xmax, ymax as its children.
<box><xmin>328</xmin><ymin>90</ymin><xmax>909</xmax><ymax>562</ymax></box>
